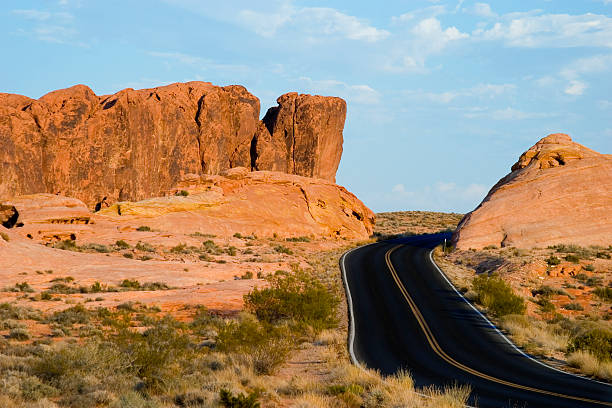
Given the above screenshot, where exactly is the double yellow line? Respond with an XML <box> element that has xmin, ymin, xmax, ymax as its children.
<box><xmin>385</xmin><ymin>245</ymin><xmax>612</xmax><ymax>407</ymax></box>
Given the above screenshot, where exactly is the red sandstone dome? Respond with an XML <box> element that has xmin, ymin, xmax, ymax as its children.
<box><xmin>452</xmin><ymin>133</ymin><xmax>612</xmax><ymax>249</ymax></box>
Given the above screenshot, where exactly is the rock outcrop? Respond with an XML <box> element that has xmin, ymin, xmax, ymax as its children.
<box><xmin>453</xmin><ymin>134</ymin><xmax>612</xmax><ymax>249</ymax></box>
<box><xmin>253</xmin><ymin>93</ymin><xmax>346</xmax><ymax>182</ymax></box>
<box><xmin>99</xmin><ymin>168</ymin><xmax>374</xmax><ymax>239</ymax></box>
<box><xmin>0</xmin><ymin>83</ymin><xmax>346</xmax><ymax>206</ymax></box>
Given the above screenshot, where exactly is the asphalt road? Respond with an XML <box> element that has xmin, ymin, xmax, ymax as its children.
<box><xmin>341</xmin><ymin>233</ymin><xmax>612</xmax><ymax>407</ymax></box>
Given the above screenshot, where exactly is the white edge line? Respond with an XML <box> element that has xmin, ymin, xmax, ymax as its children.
<box><xmin>428</xmin><ymin>249</ymin><xmax>612</xmax><ymax>388</ymax></box>
<box><xmin>340</xmin><ymin>242</ymin><xmax>477</xmax><ymax>407</ymax></box>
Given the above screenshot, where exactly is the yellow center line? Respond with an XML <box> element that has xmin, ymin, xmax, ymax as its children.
<box><xmin>385</xmin><ymin>245</ymin><xmax>612</xmax><ymax>407</ymax></box>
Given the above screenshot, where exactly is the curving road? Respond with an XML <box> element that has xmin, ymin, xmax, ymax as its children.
<box><xmin>340</xmin><ymin>233</ymin><xmax>612</xmax><ymax>407</ymax></box>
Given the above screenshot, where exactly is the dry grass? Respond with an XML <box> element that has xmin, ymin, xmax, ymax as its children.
<box><xmin>499</xmin><ymin>315</ymin><xmax>569</xmax><ymax>355</ymax></box>
<box><xmin>567</xmin><ymin>351</ymin><xmax>612</xmax><ymax>380</ymax></box>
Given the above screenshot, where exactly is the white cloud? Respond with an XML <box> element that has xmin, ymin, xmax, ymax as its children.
<box><xmin>392</xmin><ymin>184</ymin><xmax>408</xmax><ymax>193</ymax></box>
<box><xmin>147</xmin><ymin>51</ymin><xmax>249</xmax><ymax>74</ymax></box>
<box><xmin>564</xmin><ymin>80</ymin><xmax>587</xmax><ymax>96</ymax></box>
<box><xmin>385</xmin><ymin>17</ymin><xmax>468</xmax><ymax>72</ymax></box>
<box><xmin>472</xmin><ymin>3</ymin><xmax>497</xmax><ymax>18</ymax></box>
<box><xmin>12</xmin><ymin>9</ymin><xmax>73</xmax><ymax>21</ymax></box>
<box><xmin>403</xmin><ymin>82</ymin><xmax>514</xmax><ymax>104</ymax></box>
<box><xmin>163</xmin><ymin>1</ymin><xmax>388</xmax><ymax>42</ymax></box>
<box><xmin>464</xmin><ymin>107</ymin><xmax>555</xmax><ymax>120</ymax></box>
<box><xmin>473</xmin><ymin>12</ymin><xmax>612</xmax><ymax>48</ymax></box>
<box><xmin>297</xmin><ymin>76</ymin><xmax>381</xmax><ymax>105</ymax></box>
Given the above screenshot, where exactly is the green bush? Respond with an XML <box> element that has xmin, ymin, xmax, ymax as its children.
<box><xmin>115</xmin><ymin>240</ymin><xmax>130</xmax><ymax>249</ymax></box>
<box><xmin>273</xmin><ymin>245</ymin><xmax>293</xmax><ymax>255</ymax></box>
<box><xmin>47</xmin><ymin>305</ymin><xmax>90</xmax><ymax>326</ymax></box>
<box><xmin>113</xmin><ymin>316</ymin><xmax>191</xmax><ymax>391</ymax></box>
<box><xmin>136</xmin><ymin>242</ymin><xmax>155</xmax><ymax>252</ymax></box>
<box><xmin>593</xmin><ymin>287</ymin><xmax>612</xmax><ymax>302</ymax></box>
<box><xmin>545</xmin><ymin>255</ymin><xmax>561</xmax><ymax>266</ymax></box>
<box><xmin>11</xmin><ymin>281</ymin><xmax>35</xmax><ymax>293</ymax></box>
<box><xmin>219</xmin><ymin>389</ymin><xmax>260</xmax><ymax>408</ymax></box>
<box><xmin>216</xmin><ymin>316</ymin><xmax>293</xmax><ymax>374</ymax></box>
<box><xmin>286</xmin><ymin>236</ymin><xmax>311</xmax><ymax>242</ymax></box>
<box><xmin>175</xmin><ymin>190</ymin><xmax>189</xmax><ymax>197</ymax></box>
<box><xmin>136</xmin><ymin>226</ymin><xmax>151</xmax><ymax>232</ymax></box>
<box><xmin>563</xmin><ymin>303</ymin><xmax>584</xmax><ymax>311</ymax></box>
<box><xmin>244</xmin><ymin>270</ymin><xmax>339</xmax><ymax>332</ymax></box>
<box><xmin>472</xmin><ymin>274</ymin><xmax>526</xmax><ymax>317</ymax></box>
<box><xmin>568</xmin><ymin>329</ymin><xmax>612</xmax><ymax>361</ymax></box>
<box><xmin>8</xmin><ymin>327</ymin><xmax>31</xmax><ymax>341</ymax></box>
<box><xmin>565</xmin><ymin>254</ymin><xmax>580</xmax><ymax>263</ymax></box>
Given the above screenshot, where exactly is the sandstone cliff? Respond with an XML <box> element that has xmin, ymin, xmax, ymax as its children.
<box><xmin>0</xmin><ymin>82</ymin><xmax>345</xmax><ymax>206</ymax></box>
<box><xmin>452</xmin><ymin>133</ymin><xmax>612</xmax><ymax>249</ymax></box>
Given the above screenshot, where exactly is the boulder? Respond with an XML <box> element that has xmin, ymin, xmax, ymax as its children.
<box><xmin>453</xmin><ymin>134</ymin><xmax>612</xmax><ymax>249</ymax></box>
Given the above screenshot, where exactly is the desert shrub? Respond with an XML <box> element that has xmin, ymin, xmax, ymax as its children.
<box><xmin>0</xmin><ymin>303</ymin><xmax>42</xmax><ymax>320</ymax></box>
<box><xmin>123</xmin><ymin>252</ymin><xmax>134</xmax><ymax>259</ymax></box>
<box><xmin>120</xmin><ymin>279</ymin><xmax>141</xmax><ymax>289</ymax></box>
<box><xmin>532</xmin><ymin>285</ymin><xmax>567</xmax><ymax>298</ymax></box>
<box><xmin>597</xmin><ymin>251</ymin><xmax>611</xmax><ymax>259</ymax></box>
<box><xmin>48</xmin><ymin>283</ymin><xmax>79</xmax><ymax>294</ymax></box>
<box><xmin>112</xmin><ymin>316</ymin><xmax>191</xmax><ymax>391</ymax></box>
<box><xmin>8</xmin><ymin>327</ymin><xmax>30</xmax><ymax>340</ymax></box>
<box><xmin>0</xmin><ymin>232</ymin><xmax>9</xmax><ymax>241</ymax></box>
<box><xmin>202</xmin><ymin>240</ymin><xmax>222</xmax><ymax>254</ymax></box>
<box><xmin>537</xmin><ymin>298</ymin><xmax>556</xmax><ymax>314</ymax></box>
<box><xmin>286</xmin><ymin>236</ymin><xmax>311</xmax><ymax>242</ymax></box>
<box><xmin>244</xmin><ymin>270</ymin><xmax>339</xmax><ymax>333</ymax></box>
<box><xmin>53</xmin><ymin>239</ymin><xmax>78</xmax><ymax>251</ymax></box>
<box><xmin>136</xmin><ymin>226</ymin><xmax>151</xmax><ymax>232</ymax></box>
<box><xmin>563</xmin><ymin>303</ymin><xmax>584</xmax><ymax>311</ymax></box>
<box><xmin>545</xmin><ymin>255</ymin><xmax>561</xmax><ymax>266</ymax></box>
<box><xmin>585</xmin><ymin>276</ymin><xmax>603</xmax><ymax>287</ymax></box>
<box><xmin>216</xmin><ymin>316</ymin><xmax>293</xmax><ymax>374</ymax></box>
<box><xmin>568</xmin><ymin>329</ymin><xmax>612</xmax><ymax>361</ymax></box>
<box><xmin>81</xmin><ymin>243</ymin><xmax>111</xmax><ymax>253</ymax></box>
<box><xmin>9</xmin><ymin>281</ymin><xmax>35</xmax><ymax>293</ymax></box>
<box><xmin>136</xmin><ymin>242</ymin><xmax>155</xmax><ymax>252</ymax></box>
<box><xmin>240</xmin><ymin>271</ymin><xmax>254</xmax><ymax>280</ymax></box>
<box><xmin>170</xmin><ymin>243</ymin><xmax>190</xmax><ymax>254</ymax></box>
<box><xmin>584</xmin><ymin>264</ymin><xmax>595</xmax><ymax>272</ymax></box>
<box><xmin>226</xmin><ymin>246</ymin><xmax>237</xmax><ymax>256</ymax></box>
<box><xmin>219</xmin><ymin>389</ymin><xmax>260</xmax><ymax>408</ymax></box>
<box><xmin>175</xmin><ymin>190</ymin><xmax>189</xmax><ymax>197</ymax></box>
<box><xmin>140</xmin><ymin>256</ymin><xmax>153</xmax><ymax>261</ymax></box>
<box><xmin>47</xmin><ymin>305</ymin><xmax>90</xmax><ymax>326</ymax></box>
<box><xmin>565</xmin><ymin>254</ymin><xmax>580</xmax><ymax>263</ymax></box>
<box><xmin>233</xmin><ymin>232</ymin><xmax>244</xmax><ymax>239</ymax></box>
<box><xmin>115</xmin><ymin>240</ymin><xmax>130</xmax><ymax>249</ymax></box>
<box><xmin>594</xmin><ymin>287</ymin><xmax>612</xmax><ymax>302</ymax></box>
<box><xmin>472</xmin><ymin>274</ymin><xmax>526</xmax><ymax>316</ymax></box>
<box><xmin>273</xmin><ymin>245</ymin><xmax>293</xmax><ymax>255</ymax></box>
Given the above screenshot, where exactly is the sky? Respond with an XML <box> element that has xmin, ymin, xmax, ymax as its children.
<box><xmin>1</xmin><ymin>1</ymin><xmax>611</xmax><ymax>214</ymax></box>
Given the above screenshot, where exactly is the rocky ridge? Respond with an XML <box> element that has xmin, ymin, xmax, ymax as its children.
<box><xmin>453</xmin><ymin>133</ymin><xmax>612</xmax><ymax>249</ymax></box>
<box><xmin>0</xmin><ymin>82</ymin><xmax>346</xmax><ymax>207</ymax></box>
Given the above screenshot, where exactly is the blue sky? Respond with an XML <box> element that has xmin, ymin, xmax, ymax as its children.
<box><xmin>2</xmin><ymin>1</ymin><xmax>611</xmax><ymax>213</ymax></box>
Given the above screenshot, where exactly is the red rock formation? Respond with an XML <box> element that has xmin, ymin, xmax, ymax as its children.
<box><xmin>0</xmin><ymin>83</ymin><xmax>346</xmax><ymax>206</ymax></box>
<box><xmin>253</xmin><ymin>92</ymin><xmax>346</xmax><ymax>182</ymax></box>
<box><xmin>453</xmin><ymin>134</ymin><xmax>612</xmax><ymax>249</ymax></box>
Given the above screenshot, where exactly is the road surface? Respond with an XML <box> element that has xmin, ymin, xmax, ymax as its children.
<box><xmin>341</xmin><ymin>233</ymin><xmax>612</xmax><ymax>407</ymax></box>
